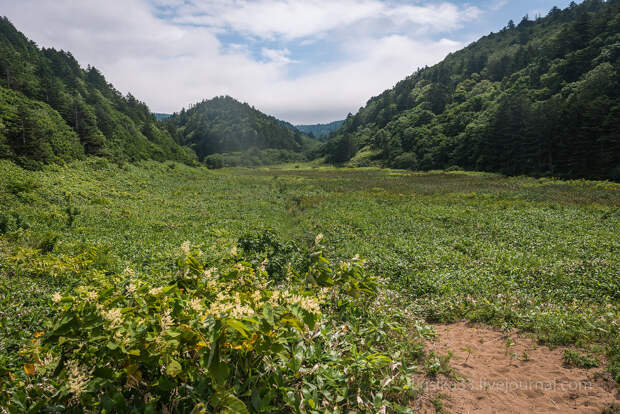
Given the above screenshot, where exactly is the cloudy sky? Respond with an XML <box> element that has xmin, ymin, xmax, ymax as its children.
<box><xmin>1</xmin><ymin>0</ymin><xmax>577</xmax><ymax>124</ymax></box>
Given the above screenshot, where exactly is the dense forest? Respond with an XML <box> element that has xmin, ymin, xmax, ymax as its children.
<box><xmin>0</xmin><ymin>17</ymin><xmax>196</xmax><ymax>168</ymax></box>
<box><xmin>166</xmin><ymin>96</ymin><xmax>317</xmax><ymax>167</ymax></box>
<box><xmin>294</xmin><ymin>120</ymin><xmax>344</xmax><ymax>140</ymax></box>
<box><xmin>323</xmin><ymin>0</ymin><xmax>620</xmax><ymax>180</ymax></box>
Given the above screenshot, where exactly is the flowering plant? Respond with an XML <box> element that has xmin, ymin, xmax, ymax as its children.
<box><xmin>7</xmin><ymin>234</ymin><xmax>410</xmax><ymax>412</ymax></box>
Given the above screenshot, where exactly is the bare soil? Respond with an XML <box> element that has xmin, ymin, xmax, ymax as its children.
<box><xmin>412</xmin><ymin>322</ymin><xmax>619</xmax><ymax>414</ymax></box>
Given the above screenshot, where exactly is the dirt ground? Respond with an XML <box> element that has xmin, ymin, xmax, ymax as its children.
<box><xmin>411</xmin><ymin>322</ymin><xmax>619</xmax><ymax>414</ymax></box>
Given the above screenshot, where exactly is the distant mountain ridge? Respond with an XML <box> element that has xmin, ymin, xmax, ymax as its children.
<box><xmin>154</xmin><ymin>113</ymin><xmax>171</xmax><ymax>120</ymax></box>
<box><xmin>322</xmin><ymin>0</ymin><xmax>620</xmax><ymax>180</ymax></box>
<box><xmin>295</xmin><ymin>120</ymin><xmax>344</xmax><ymax>140</ymax></box>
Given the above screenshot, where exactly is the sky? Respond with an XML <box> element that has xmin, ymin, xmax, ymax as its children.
<box><xmin>1</xmin><ymin>0</ymin><xmax>578</xmax><ymax>124</ymax></box>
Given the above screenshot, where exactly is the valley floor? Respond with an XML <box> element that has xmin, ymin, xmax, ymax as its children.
<box><xmin>1</xmin><ymin>159</ymin><xmax>618</xmax><ymax>412</ymax></box>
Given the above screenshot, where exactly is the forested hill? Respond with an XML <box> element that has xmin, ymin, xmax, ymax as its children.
<box><xmin>166</xmin><ymin>96</ymin><xmax>316</xmax><ymax>160</ymax></box>
<box><xmin>0</xmin><ymin>17</ymin><xmax>196</xmax><ymax>168</ymax></box>
<box><xmin>322</xmin><ymin>0</ymin><xmax>620</xmax><ymax>180</ymax></box>
<box><xmin>295</xmin><ymin>120</ymin><xmax>344</xmax><ymax>140</ymax></box>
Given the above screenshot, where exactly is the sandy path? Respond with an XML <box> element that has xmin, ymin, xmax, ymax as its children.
<box><xmin>411</xmin><ymin>322</ymin><xmax>619</xmax><ymax>414</ymax></box>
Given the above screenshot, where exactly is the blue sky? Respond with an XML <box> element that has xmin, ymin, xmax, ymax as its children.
<box><xmin>1</xmin><ymin>0</ymin><xmax>580</xmax><ymax>123</ymax></box>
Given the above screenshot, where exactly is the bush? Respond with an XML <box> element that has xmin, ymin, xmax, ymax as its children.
<box><xmin>6</xmin><ymin>177</ymin><xmax>38</xmax><ymax>195</ymax></box>
<box><xmin>237</xmin><ymin>229</ymin><xmax>303</xmax><ymax>282</ymax></box>
<box><xmin>65</xmin><ymin>206</ymin><xmax>80</xmax><ymax>228</ymax></box>
<box><xmin>35</xmin><ymin>232</ymin><xmax>59</xmax><ymax>253</ymax></box>
<box><xmin>0</xmin><ymin>212</ymin><xmax>9</xmax><ymax>234</ymax></box>
<box><xmin>4</xmin><ymin>239</ymin><xmax>425</xmax><ymax>413</ymax></box>
<box><xmin>391</xmin><ymin>152</ymin><xmax>418</xmax><ymax>170</ymax></box>
<box><xmin>15</xmin><ymin>156</ymin><xmax>43</xmax><ymax>171</ymax></box>
<box><xmin>205</xmin><ymin>153</ymin><xmax>224</xmax><ymax>169</ymax></box>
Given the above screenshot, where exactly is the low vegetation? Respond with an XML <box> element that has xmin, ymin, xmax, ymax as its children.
<box><xmin>0</xmin><ymin>159</ymin><xmax>618</xmax><ymax>412</ymax></box>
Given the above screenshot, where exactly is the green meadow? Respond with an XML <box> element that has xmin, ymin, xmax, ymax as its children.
<box><xmin>1</xmin><ymin>158</ymin><xmax>618</xmax><ymax>412</ymax></box>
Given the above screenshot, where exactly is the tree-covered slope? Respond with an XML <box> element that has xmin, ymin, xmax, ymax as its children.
<box><xmin>0</xmin><ymin>17</ymin><xmax>196</xmax><ymax>167</ymax></box>
<box><xmin>167</xmin><ymin>96</ymin><xmax>315</xmax><ymax>160</ymax></box>
<box><xmin>295</xmin><ymin>120</ymin><xmax>344</xmax><ymax>141</ymax></box>
<box><xmin>323</xmin><ymin>0</ymin><xmax>620</xmax><ymax>180</ymax></box>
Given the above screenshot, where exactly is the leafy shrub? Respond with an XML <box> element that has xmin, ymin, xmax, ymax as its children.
<box><xmin>391</xmin><ymin>152</ymin><xmax>418</xmax><ymax>171</ymax></box>
<box><xmin>65</xmin><ymin>206</ymin><xmax>80</xmax><ymax>228</ymax></box>
<box><xmin>35</xmin><ymin>232</ymin><xmax>59</xmax><ymax>253</ymax></box>
<box><xmin>14</xmin><ymin>156</ymin><xmax>43</xmax><ymax>171</ymax></box>
<box><xmin>205</xmin><ymin>153</ymin><xmax>224</xmax><ymax>169</ymax></box>
<box><xmin>0</xmin><ymin>212</ymin><xmax>9</xmax><ymax>234</ymax></box>
<box><xmin>87</xmin><ymin>157</ymin><xmax>111</xmax><ymax>171</ymax></box>
<box><xmin>237</xmin><ymin>229</ymin><xmax>303</xmax><ymax>282</ymax></box>
<box><xmin>6</xmin><ymin>246</ymin><xmax>93</xmax><ymax>279</ymax></box>
<box><xmin>11</xmin><ymin>212</ymin><xmax>29</xmax><ymax>230</ymax></box>
<box><xmin>6</xmin><ymin>177</ymin><xmax>38</xmax><ymax>195</ymax></box>
<box><xmin>3</xmin><ymin>238</ymin><xmax>425</xmax><ymax>413</ymax></box>
<box><xmin>74</xmin><ymin>243</ymin><xmax>119</xmax><ymax>274</ymax></box>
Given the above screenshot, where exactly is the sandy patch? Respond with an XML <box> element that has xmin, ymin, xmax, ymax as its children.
<box><xmin>412</xmin><ymin>322</ymin><xmax>619</xmax><ymax>414</ymax></box>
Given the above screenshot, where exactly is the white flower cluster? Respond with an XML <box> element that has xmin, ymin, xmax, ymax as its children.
<box><xmin>76</xmin><ymin>286</ymin><xmax>98</xmax><ymax>302</ymax></box>
<box><xmin>269</xmin><ymin>290</ymin><xmax>321</xmax><ymax>315</ymax></box>
<box><xmin>65</xmin><ymin>360</ymin><xmax>93</xmax><ymax>397</ymax></box>
<box><xmin>287</xmin><ymin>294</ymin><xmax>321</xmax><ymax>315</ymax></box>
<box><xmin>40</xmin><ymin>352</ymin><xmax>59</xmax><ymax>371</ymax></box>
<box><xmin>181</xmin><ymin>241</ymin><xmax>191</xmax><ymax>255</ymax></box>
<box><xmin>203</xmin><ymin>267</ymin><xmax>219</xmax><ymax>290</ymax></box>
<box><xmin>126</xmin><ymin>282</ymin><xmax>137</xmax><ymax>295</ymax></box>
<box><xmin>205</xmin><ymin>292</ymin><xmax>256</xmax><ymax>319</ymax></box>
<box><xmin>189</xmin><ymin>297</ymin><xmax>203</xmax><ymax>312</ymax></box>
<box><xmin>149</xmin><ymin>287</ymin><xmax>163</xmax><ymax>296</ymax></box>
<box><xmin>102</xmin><ymin>308</ymin><xmax>123</xmax><ymax>330</ymax></box>
<box><xmin>160</xmin><ymin>309</ymin><xmax>174</xmax><ymax>332</ymax></box>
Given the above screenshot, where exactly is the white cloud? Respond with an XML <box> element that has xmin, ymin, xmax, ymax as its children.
<box><xmin>386</xmin><ymin>3</ymin><xmax>481</xmax><ymax>33</ymax></box>
<box><xmin>258</xmin><ymin>35</ymin><xmax>464</xmax><ymax>122</ymax></box>
<box><xmin>0</xmin><ymin>0</ymin><xmax>478</xmax><ymax>123</ymax></box>
<box><xmin>261</xmin><ymin>48</ymin><xmax>296</xmax><ymax>65</ymax></box>
<box><xmin>165</xmin><ymin>0</ymin><xmax>481</xmax><ymax>40</ymax></box>
<box><xmin>166</xmin><ymin>0</ymin><xmax>386</xmax><ymax>40</ymax></box>
<box><xmin>491</xmin><ymin>0</ymin><xmax>509</xmax><ymax>11</ymax></box>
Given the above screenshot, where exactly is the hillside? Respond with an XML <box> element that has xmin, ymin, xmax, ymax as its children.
<box><xmin>0</xmin><ymin>17</ymin><xmax>196</xmax><ymax>167</ymax></box>
<box><xmin>295</xmin><ymin>120</ymin><xmax>344</xmax><ymax>140</ymax></box>
<box><xmin>167</xmin><ymin>96</ymin><xmax>318</xmax><ymax>166</ymax></box>
<box><xmin>322</xmin><ymin>0</ymin><xmax>620</xmax><ymax>180</ymax></box>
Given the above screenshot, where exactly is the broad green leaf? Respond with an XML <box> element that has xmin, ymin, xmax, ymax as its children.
<box><xmin>166</xmin><ymin>359</ymin><xmax>182</xmax><ymax>377</ymax></box>
<box><xmin>224</xmin><ymin>319</ymin><xmax>248</xmax><ymax>338</ymax></box>
<box><xmin>210</xmin><ymin>390</ymin><xmax>249</xmax><ymax>414</ymax></box>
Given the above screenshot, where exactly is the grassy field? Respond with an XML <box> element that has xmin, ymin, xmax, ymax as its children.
<box><xmin>1</xmin><ymin>158</ymin><xmax>618</xmax><ymax>411</ymax></box>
